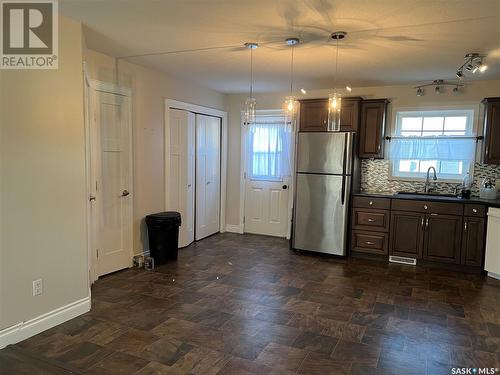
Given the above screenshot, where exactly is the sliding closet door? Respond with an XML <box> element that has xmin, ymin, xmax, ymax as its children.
<box><xmin>196</xmin><ymin>114</ymin><xmax>221</xmax><ymax>240</ymax></box>
<box><xmin>169</xmin><ymin>109</ymin><xmax>195</xmax><ymax>247</ymax></box>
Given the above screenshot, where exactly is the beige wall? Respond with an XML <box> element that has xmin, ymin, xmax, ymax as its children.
<box><xmin>0</xmin><ymin>16</ymin><xmax>88</xmax><ymax>329</ymax></box>
<box><xmin>83</xmin><ymin>49</ymin><xmax>226</xmax><ymax>253</ymax></box>
<box><xmin>225</xmin><ymin>80</ymin><xmax>500</xmax><ymax>226</ymax></box>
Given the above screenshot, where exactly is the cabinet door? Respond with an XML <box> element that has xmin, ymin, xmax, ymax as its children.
<box><xmin>423</xmin><ymin>214</ymin><xmax>462</xmax><ymax>264</ymax></box>
<box><xmin>340</xmin><ymin>98</ymin><xmax>361</xmax><ymax>132</ymax></box>
<box><xmin>461</xmin><ymin>217</ymin><xmax>485</xmax><ymax>266</ymax></box>
<box><xmin>299</xmin><ymin>99</ymin><xmax>328</xmax><ymax>132</ymax></box>
<box><xmin>358</xmin><ymin>99</ymin><xmax>388</xmax><ymax>158</ymax></box>
<box><xmin>389</xmin><ymin>211</ymin><xmax>424</xmax><ymax>258</ymax></box>
<box><xmin>483</xmin><ymin>99</ymin><xmax>500</xmax><ymax>164</ymax></box>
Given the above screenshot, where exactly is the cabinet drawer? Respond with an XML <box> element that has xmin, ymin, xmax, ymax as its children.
<box><xmin>352</xmin><ymin>230</ymin><xmax>388</xmax><ymax>255</ymax></box>
<box><xmin>464</xmin><ymin>204</ymin><xmax>486</xmax><ymax>217</ymax></box>
<box><xmin>352</xmin><ymin>196</ymin><xmax>391</xmax><ymax>210</ymax></box>
<box><xmin>391</xmin><ymin>199</ymin><xmax>463</xmax><ymax>215</ymax></box>
<box><xmin>352</xmin><ymin>208</ymin><xmax>389</xmax><ymax>232</ymax></box>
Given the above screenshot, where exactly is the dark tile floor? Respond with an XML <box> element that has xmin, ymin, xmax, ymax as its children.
<box><xmin>2</xmin><ymin>233</ymin><xmax>500</xmax><ymax>374</ymax></box>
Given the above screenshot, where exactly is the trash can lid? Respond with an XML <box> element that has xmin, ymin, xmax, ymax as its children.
<box><xmin>145</xmin><ymin>211</ymin><xmax>181</xmax><ymax>224</ymax></box>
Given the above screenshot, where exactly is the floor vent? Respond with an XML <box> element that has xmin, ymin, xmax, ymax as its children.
<box><xmin>389</xmin><ymin>256</ymin><xmax>417</xmax><ymax>265</ymax></box>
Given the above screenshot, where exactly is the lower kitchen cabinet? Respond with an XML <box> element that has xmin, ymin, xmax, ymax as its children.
<box><xmin>389</xmin><ymin>211</ymin><xmax>424</xmax><ymax>258</ymax></box>
<box><xmin>351</xmin><ymin>196</ymin><xmax>488</xmax><ymax>272</ymax></box>
<box><xmin>461</xmin><ymin>216</ymin><xmax>485</xmax><ymax>266</ymax></box>
<box><xmin>423</xmin><ymin>214</ymin><xmax>462</xmax><ymax>264</ymax></box>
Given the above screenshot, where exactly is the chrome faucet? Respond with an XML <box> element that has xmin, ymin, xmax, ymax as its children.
<box><xmin>424</xmin><ymin>166</ymin><xmax>437</xmax><ymax>193</ymax></box>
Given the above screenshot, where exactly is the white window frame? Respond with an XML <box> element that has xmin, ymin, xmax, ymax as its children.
<box><xmin>389</xmin><ymin>106</ymin><xmax>479</xmax><ymax>183</ymax></box>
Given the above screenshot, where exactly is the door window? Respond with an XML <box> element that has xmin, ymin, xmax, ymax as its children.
<box><xmin>246</xmin><ymin>115</ymin><xmax>292</xmax><ymax>181</ymax></box>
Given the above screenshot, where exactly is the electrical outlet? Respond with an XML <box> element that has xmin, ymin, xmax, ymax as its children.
<box><xmin>32</xmin><ymin>279</ymin><xmax>43</xmax><ymax>296</ymax></box>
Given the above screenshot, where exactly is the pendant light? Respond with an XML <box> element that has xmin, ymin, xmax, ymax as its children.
<box><xmin>243</xmin><ymin>42</ymin><xmax>258</xmax><ymax>125</ymax></box>
<box><xmin>284</xmin><ymin>38</ymin><xmax>299</xmax><ymax>116</ymax></box>
<box><xmin>328</xmin><ymin>31</ymin><xmax>347</xmax><ymax>132</ymax></box>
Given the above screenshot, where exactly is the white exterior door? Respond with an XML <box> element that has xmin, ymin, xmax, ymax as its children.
<box><xmin>168</xmin><ymin>109</ymin><xmax>195</xmax><ymax>247</ymax></box>
<box><xmin>196</xmin><ymin>114</ymin><xmax>221</xmax><ymax>240</ymax></box>
<box><xmin>243</xmin><ymin>114</ymin><xmax>292</xmax><ymax>238</ymax></box>
<box><xmin>90</xmin><ymin>87</ymin><xmax>132</xmax><ymax>277</ymax></box>
<box><xmin>244</xmin><ymin>178</ymin><xmax>290</xmax><ymax>237</ymax></box>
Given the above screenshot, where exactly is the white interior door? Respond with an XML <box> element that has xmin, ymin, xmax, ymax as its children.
<box><xmin>243</xmin><ymin>114</ymin><xmax>292</xmax><ymax>237</ymax></box>
<box><xmin>196</xmin><ymin>114</ymin><xmax>221</xmax><ymax>240</ymax></box>
<box><xmin>90</xmin><ymin>87</ymin><xmax>132</xmax><ymax>278</ymax></box>
<box><xmin>168</xmin><ymin>109</ymin><xmax>195</xmax><ymax>247</ymax></box>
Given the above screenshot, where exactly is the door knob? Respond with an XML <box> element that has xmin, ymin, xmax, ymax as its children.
<box><xmin>121</xmin><ymin>190</ymin><xmax>130</xmax><ymax>197</ymax></box>
<box><xmin>89</xmin><ymin>195</ymin><xmax>96</xmax><ymax>202</ymax></box>
<box><xmin>282</xmin><ymin>185</ymin><xmax>288</xmax><ymax>190</ymax></box>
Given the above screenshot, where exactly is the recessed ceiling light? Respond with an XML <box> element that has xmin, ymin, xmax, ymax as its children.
<box><xmin>346</xmin><ymin>85</ymin><xmax>352</xmax><ymax>92</ymax></box>
<box><xmin>300</xmin><ymin>88</ymin><xmax>307</xmax><ymax>94</ymax></box>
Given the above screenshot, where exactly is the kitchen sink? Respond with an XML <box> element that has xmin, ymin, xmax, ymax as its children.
<box><xmin>394</xmin><ymin>191</ymin><xmax>461</xmax><ymax>199</ymax></box>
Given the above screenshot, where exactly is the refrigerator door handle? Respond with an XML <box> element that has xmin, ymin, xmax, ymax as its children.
<box><xmin>342</xmin><ymin>133</ymin><xmax>348</xmax><ymax>175</ymax></box>
<box><xmin>341</xmin><ymin>175</ymin><xmax>346</xmax><ymax>205</ymax></box>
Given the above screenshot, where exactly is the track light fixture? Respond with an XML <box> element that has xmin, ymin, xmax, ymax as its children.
<box><xmin>414</xmin><ymin>80</ymin><xmax>464</xmax><ymax>96</ymax></box>
<box><xmin>456</xmin><ymin>53</ymin><xmax>487</xmax><ymax>79</ymax></box>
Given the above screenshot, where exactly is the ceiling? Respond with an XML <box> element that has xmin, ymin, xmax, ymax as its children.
<box><xmin>60</xmin><ymin>0</ymin><xmax>500</xmax><ymax>93</ymax></box>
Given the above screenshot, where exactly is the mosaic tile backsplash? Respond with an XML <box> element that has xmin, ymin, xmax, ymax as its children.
<box><xmin>360</xmin><ymin>159</ymin><xmax>500</xmax><ymax>197</ymax></box>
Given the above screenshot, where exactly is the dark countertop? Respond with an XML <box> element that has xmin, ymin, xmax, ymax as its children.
<box><xmin>353</xmin><ymin>191</ymin><xmax>500</xmax><ymax>208</ymax></box>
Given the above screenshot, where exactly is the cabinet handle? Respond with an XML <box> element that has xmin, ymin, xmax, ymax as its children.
<box><xmin>486</xmin><ymin>146</ymin><xmax>489</xmax><ymax>156</ymax></box>
<box><xmin>421</xmin><ymin>217</ymin><xmax>424</xmax><ymax>229</ymax></box>
<box><xmin>369</xmin><ymin>201</ymin><xmax>374</xmax><ymax>206</ymax></box>
<box><xmin>367</xmin><ymin>218</ymin><xmax>375</xmax><ymax>222</ymax></box>
<box><xmin>425</xmin><ymin>218</ymin><xmax>429</xmax><ymax>229</ymax></box>
<box><xmin>365</xmin><ymin>241</ymin><xmax>375</xmax><ymax>245</ymax></box>
<box><xmin>464</xmin><ymin>220</ymin><xmax>468</xmax><ymax>232</ymax></box>
<box><xmin>472</xmin><ymin>208</ymin><xmax>478</xmax><ymax>213</ymax></box>
<box><xmin>423</xmin><ymin>205</ymin><xmax>428</xmax><ymax>210</ymax></box>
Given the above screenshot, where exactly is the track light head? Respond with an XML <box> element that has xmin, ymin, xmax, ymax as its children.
<box><xmin>456</xmin><ymin>70</ymin><xmax>464</xmax><ymax>79</ymax></box>
<box><xmin>345</xmin><ymin>85</ymin><xmax>352</xmax><ymax>92</ymax></box>
<box><xmin>435</xmin><ymin>85</ymin><xmax>442</xmax><ymax>94</ymax></box>
<box><xmin>453</xmin><ymin>86</ymin><xmax>460</xmax><ymax>94</ymax></box>
<box><xmin>285</xmin><ymin>38</ymin><xmax>299</xmax><ymax>46</ymax></box>
<box><xmin>416</xmin><ymin>87</ymin><xmax>424</xmax><ymax>96</ymax></box>
<box><xmin>244</xmin><ymin>42</ymin><xmax>258</xmax><ymax>49</ymax></box>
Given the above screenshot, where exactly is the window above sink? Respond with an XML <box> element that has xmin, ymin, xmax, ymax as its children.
<box><xmin>389</xmin><ymin>108</ymin><xmax>476</xmax><ymax>182</ymax></box>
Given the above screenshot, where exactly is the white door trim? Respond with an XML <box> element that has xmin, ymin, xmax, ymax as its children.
<box><xmin>239</xmin><ymin>110</ymin><xmax>296</xmax><ymax>239</ymax></box>
<box><xmin>164</xmin><ymin>99</ymin><xmax>227</xmax><ymax>234</ymax></box>
<box><xmin>85</xmin><ymin>77</ymin><xmax>133</xmax><ymax>285</ymax></box>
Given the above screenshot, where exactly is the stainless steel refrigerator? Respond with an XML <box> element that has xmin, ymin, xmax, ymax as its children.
<box><xmin>292</xmin><ymin>132</ymin><xmax>355</xmax><ymax>256</ymax></box>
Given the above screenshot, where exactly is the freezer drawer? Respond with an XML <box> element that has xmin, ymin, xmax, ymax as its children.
<box><xmin>292</xmin><ymin>173</ymin><xmax>349</xmax><ymax>255</ymax></box>
<box><xmin>296</xmin><ymin>132</ymin><xmax>351</xmax><ymax>175</ymax></box>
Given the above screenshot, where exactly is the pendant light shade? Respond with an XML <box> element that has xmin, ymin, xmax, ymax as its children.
<box><xmin>327</xmin><ymin>92</ymin><xmax>341</xmax><ymax>131</ymax></box>
<box><xmin>243</xmin><ymin>42</ymin><xmax>258</xmax><ymax>124</ymax></box>
<box><xmin>284</xmin><ymin>38</ymin><xmax>299</xmax><ymax>117</ymax></box>
<box><xmin>327</xmin><ymin>31</ymin><xmax>347</xmax><ymax>132</ymax></box>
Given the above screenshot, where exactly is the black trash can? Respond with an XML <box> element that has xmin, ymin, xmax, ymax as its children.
<box><xmin>145</xmin><ymin>212</ymin><xmax>181</xmax><ymax>265</ymax></box>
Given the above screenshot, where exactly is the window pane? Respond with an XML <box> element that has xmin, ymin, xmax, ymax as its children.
<box><xmin>419</xmin><ymin>160</ymin><xmax>438</xmax><ymax>173</ymax></box>
<box><xmin>422</xmin><ymin>117</ymin><xmax>444</xmax><ymax>133</ymax></box>
<box><xmin>398</xmin><ymin>160</ymin><xmax>419</xmax><ymax>172</ymax></box>
<box><xmin>444</xmin><ymin>116</ymin><xmax>467</xmax><ymax>132</ymax></box>
<box><xmin>401</xmin><ymin>131</ymin><xmax>422</xmax><ymax>137</ymax></box>
<box><xmin>400</xmin><ymin>117</ymin><xmax>422</xmax><ymax>132</ymax></box>
<box><xmin>440</xmin><ymin>161</ymin><xmax>463</xmax><ymax>175</ymax></box>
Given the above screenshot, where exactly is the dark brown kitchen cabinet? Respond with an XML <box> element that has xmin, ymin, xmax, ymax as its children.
<box><xmin>389</xmin><ymin>211</ymin><xmax>425</xmax><ymax>258</ymax></box>
<box><xmin>358</xmin><ymin>99</ymin><xmax>389</xmax><ymax>159</ymax></box>
<box><xmin>482</xmin><ymin>97</ymin><xmax>500</xmax><ymax>164</ymax></box>
<box><xmin>423</xmin><ymin>214</ymin><xmax>462</xmax><ymax>264</ymax></box>
<box><xmin>461</xmin><ymin>216</ymin><xmax>485</xmax><ymax>266</ymax></box>
<box><xmin>340</xmin><ymin>97</ymin><xmax>362</xmax><ymax>132</ymax></box>
<box><xmin>298</xmin><ymin>99</ymin><xmax>328</xmax><ymax>132</ymax></box>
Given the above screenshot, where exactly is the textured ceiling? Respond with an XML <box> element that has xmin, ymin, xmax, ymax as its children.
<box><xmin>60</xmin><ymin>0</ymin><xmax>500</xmax><ymax>93</ymax></box>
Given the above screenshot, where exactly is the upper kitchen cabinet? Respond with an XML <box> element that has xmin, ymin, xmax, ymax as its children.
<box><xmin>358</xmin><ymin>99</ymin><xmax>389</xmax><ymax>159</ymax></box>
<box><xmin>298</xmin><ymin>99</ymin><xmax>328</xmax><ymax>132</ymax></box>
<box><xmin>298</xmin><ymin>97</ymin><xmax>362</xmax><ymax>132</ymax></box>
<box><xmin>482</xmin><ymin>97</ymin><xmax>500</xmax><ymax>164</ymax></box>
<box><xmin>340</xmin><ymin>97</ymin><xmax>362</xmax><ymax>132</ymax></box>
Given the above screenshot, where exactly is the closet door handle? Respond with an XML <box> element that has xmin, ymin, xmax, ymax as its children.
<box><xmin>206</xmin><ymin>181</ymin><xmax>211</xmax><ymax>185</ymax></box>
<box><xmin>121</xmin><ymin>190</ymin><xmax>130</xmax><ymax>197</ymax></box>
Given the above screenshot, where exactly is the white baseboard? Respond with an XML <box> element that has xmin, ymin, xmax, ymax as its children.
<box><xmin>0</xmin><ymin>296</ymin><xmax>91</xmax><ymax>349</ymax></box>
<box><xmin>225</xmin><ymin>224</ymin><xmax>244</xmax><ymax>234</ymax></box>
<box><xmin>488</xmin><ymin>271</ymin><xmax>500</xmax><ymax>280</ymax></box>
